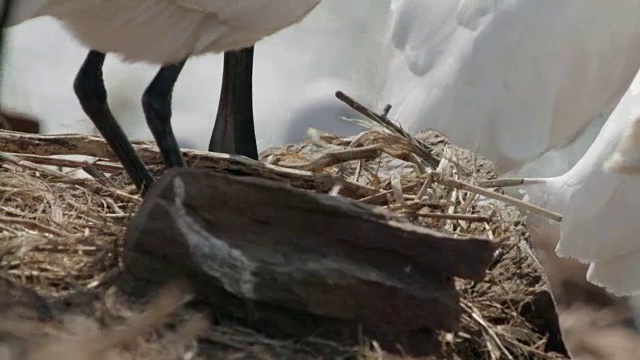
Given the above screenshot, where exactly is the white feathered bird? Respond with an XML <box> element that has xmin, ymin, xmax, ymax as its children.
<box><xmin>0</xmin><ymin>0</ymin><xmax>392</xmax><ymax>153</ymax></box>
<box><xmin>3</xmin><ymin>0</ymin><xmax>320</xmax><ymax>192</ymax></box>
<box><xmin>17</xmin><ymin>0</ymin><xmax>640</xmax><ymax>181</ymax></box>
<box><xmin>520</xmin><ymin>67</ymin><xmax>640</xmax><ymax>296</ymax></box>
<box><xmin>380</xmin><ymin>0</ymin><xmax>640</xmax><ymax>174</ymax></box>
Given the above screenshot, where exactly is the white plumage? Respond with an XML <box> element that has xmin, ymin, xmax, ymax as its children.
<box><xmin>0</xmin><ymin>0</ymin><xmax>391</xmax><ymax>150</ymax></box>
<box><xmin>522</xmin><ymin>68</ymin><xmax>640</xmax><ymax>296</ymax></box>
<box><xmin>21</xmin><ymin>0</ymin><xmax>319</xmax><ymax>64</ymax></box>
<box><xmin>2</xmin><ymin>0</ymin><xmax>322</xmax><ymax>191</ymax></box>
<box><xmin>380</xmin><ymin>0</ymin><xmax>640</xmax><ymax>173</ymax></box>
<box><xmin>604</xmin><ymin>113</ymin><xmax>640</xmax><ymax>174</ymax></box>
<box><xmin>363</xmin><ymin>0</ymin><xmax>640</xmax><ymax>306</ymax></box>
<box><xmin>21</xmin><ymin>0</ymin><xmax>640</xmax><ymax>178</ymax></box>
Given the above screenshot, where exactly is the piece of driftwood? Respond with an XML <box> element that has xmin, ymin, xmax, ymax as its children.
<box><xmin>121</xmin><ymin>168</ymin><xmax>499</xmax><ymax>355</ymax></box>
<box><xmin>0</xmin><ymin>130</ymin><xmax>375</xmax><ymax>199</ymax></box>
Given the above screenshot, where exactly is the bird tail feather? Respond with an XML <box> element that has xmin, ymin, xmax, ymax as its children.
<box><xmin>587</xmin><ymin>249</ymin><xmax>640</xmax><ymax>296</ymax></box>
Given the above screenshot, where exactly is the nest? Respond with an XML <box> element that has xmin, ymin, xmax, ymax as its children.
<box><xmin>0</xmin><ymin>106</ymin><xmax>568</xmax><ymax>359</ymax></box>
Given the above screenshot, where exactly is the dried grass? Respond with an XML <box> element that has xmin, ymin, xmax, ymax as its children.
<box><xmin>0</xmin><ymin>117</ymin><xmax>565</xmax><ymax>359</ymax></box>
<box><xmin>267</xmin><ymin>126</ymin><xmax>562</xmax><ymax>359</ymax></box>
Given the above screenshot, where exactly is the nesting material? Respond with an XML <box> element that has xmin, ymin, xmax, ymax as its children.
<box><xmin>0</xmin><ymin>119</ymin><xmax>566</xmax><ymax>359</ymax></box>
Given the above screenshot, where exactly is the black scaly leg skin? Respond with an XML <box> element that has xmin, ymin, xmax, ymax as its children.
<box><xmin>209</xmin><ymin>46</ymin><xmax>258</xmax><ymax>160</ymax></box>
<box><xmin>73</xmin><ymin>50</ymin><xmax>154</xmax><ymax>194</ymax></box>
<box><xmin>141</xmin><ymin>59</ymin><xmax>187</xmax><ymax>168</ymax></box>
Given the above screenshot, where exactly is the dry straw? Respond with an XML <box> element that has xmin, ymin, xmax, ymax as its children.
<box><xmin>0</xmin><ymin>96</ymin><xmax>565</xmax><ymax>358</ymax></box>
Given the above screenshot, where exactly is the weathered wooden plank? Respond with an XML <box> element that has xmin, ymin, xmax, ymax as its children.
<box><xmin>122</xmin><ymin>168</ymin><xmax>498</xmax><ymax>350</ymax></box>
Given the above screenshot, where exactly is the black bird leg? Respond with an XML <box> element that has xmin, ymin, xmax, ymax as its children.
<box><xmin>142</xmin><ymin>59</ymin><xmax>187</xmax><ymax>168</ymax></box>
<box><xmin>74</xmin><ymin>50</ymin><xmax>154</xmax><ymax>193</ymax></box>
<box><xmin>209</xmin><ymin>46</ymin><xmax>258</xmax><ymax>160</ymax></box>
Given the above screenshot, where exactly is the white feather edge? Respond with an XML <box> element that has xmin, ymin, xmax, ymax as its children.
<box><xmin>587</xmin><ymin>248</ymin><xmax>640</xmax><ymax>296</ymax></box>
<box><xmin>604</xmin><ymin>116</ymin><xmax>640</xmax><ymax>174</ymax></box>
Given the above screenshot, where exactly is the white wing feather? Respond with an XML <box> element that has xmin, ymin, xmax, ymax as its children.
<box><xmin>382</xmin><ymin>0</ymin><xmax>640</xmax><ymax>173</ymax></box>
<box><xmin>551</xmin><ymin>70</ymin><xmax>640</xmax><ymax>296</ymax></box>
<box><xmin>21</xmin><ymin>0</ymin><xmax>320</xmax><ymax>63</ymax></box>
<box><xmin>587</xmin><ymin>249</ymin><xmax>640</xmax><ymax>296</ymax></box>
<box><xmin>176</xmin><ymin>0</ymin><xmax>320</xmax><ymax>31</ymax></box>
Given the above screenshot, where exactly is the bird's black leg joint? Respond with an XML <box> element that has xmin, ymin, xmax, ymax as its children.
<box><xmin>142</xmin><ymin>60</ymin><xmax>187</xmax><ymax>168</ymax></box>
<box><xmin>74</xmin><ymin>50</ymin><xmax>154</xmax><ymax>194</ymax></box>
